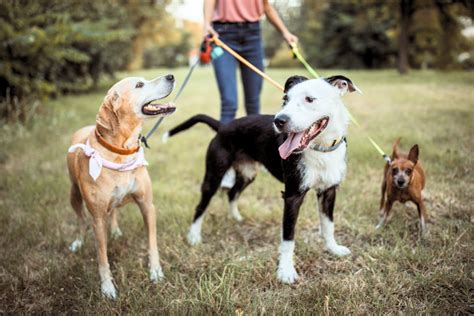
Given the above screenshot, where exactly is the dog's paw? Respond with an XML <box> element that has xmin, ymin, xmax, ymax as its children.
<box><xmin>150</xmin><ymin>267</ymin><xmax>164</xmax><ymax>283</ymax></box>
<box><xmin>187</xmin><ymin>230</ymin><xmax>202</xmax><ymax>246</ymax></box>
<box><xmin>327</xmin><ymin>244</ymin><xmax>351</xmax><ymax>257</ymax></box>
<box><xmin>229</xmin><ymin>203</ymin><xmax>244</xmax><ymax>222</ymax></box>
<box><xmin>111</xmin><ymin>227</ymin><xmax>123</xmax><ymax>240</ymax></box>
<box><xmin>101</xmin><ymin>279</ymin><xmax>117</xmax><ymax>300</ymax></box>
<box><xmin>69</xmin><ymin>239</ymin><xmax>83</xmax><ymax>253</ymax></box>
<box><xmin>277</xmin><ymin>264</ymin><xmax>299</xmax><ymax>284</ymax></box>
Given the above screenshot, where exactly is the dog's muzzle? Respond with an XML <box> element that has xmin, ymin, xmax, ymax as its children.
<box><xmin>274</xmin><ymin>114</ymin><xmax>290</xmax><ymax>132</ymax></box>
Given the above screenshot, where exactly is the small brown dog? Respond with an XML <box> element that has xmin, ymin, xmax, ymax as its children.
<box><xmin>67</xmin><ymin>75</ymin><xmax>175</xmax><ymax>299</ymax></box>
<box><xmin>377</xmin><ymin>138</ymin><xmax>427</xmax><ymax>232</ymax></box>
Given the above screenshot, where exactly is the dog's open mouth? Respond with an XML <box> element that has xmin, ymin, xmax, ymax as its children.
<box><xmin>142</xmin><ymin>101</ymin><xmax>176</xmax><ymax>116</ymax></box>
<box><xmin>278</xmin><ymin>116</ymin><xmax>329</xmax><ymax>160</ymax></box>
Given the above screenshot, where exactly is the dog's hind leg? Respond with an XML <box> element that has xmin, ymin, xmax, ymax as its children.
<box><xmin>69</xmin><ymin>183</ymin><xmax>86</xmax><ymax>252</ymax></box>
<box><xmin>227</xmin><ymin>163</ymin><xmax>257</xmax><ymax>221</ymax></box>
<box><xmin>188</xmin><ymin>144</ymin><xmax>232</xmax><ymax>245</ymax></box>
<box><xmin>317</xmin><ymin>186</ymin><xmax>351</xmax><ymax>257</ymax></box>
<box><xmin>109</xmin><ymin>209</ymin><xmax>122</xmax><ymax>239</ymax></box>
<box><xmin>379</xmin><ymin>180</ymin><xmax>387</xmax><ymax>216</ymax></box>
<box><xmin>376</xmin><ymin>199</ymin><xmax>393</xmax><ymax>230</ymax></box>
<box><xmin>416</xmin><ymin>199</ymin><xmax>428</xmax><ymax>234</ymax></box>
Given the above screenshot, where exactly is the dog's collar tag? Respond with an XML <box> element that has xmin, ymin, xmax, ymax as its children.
<box><xmin>310</xmin><ymin>137</ymin><xmax>346</xmax><ymax>153</ymax></box>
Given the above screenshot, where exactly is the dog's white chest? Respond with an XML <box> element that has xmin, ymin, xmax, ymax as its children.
<box><xmin>110</xmin><ymin>177</ymin><xmax>137</xmax><ymax>208</ymax></box>
<box><xmin>298</xmin><ymin>146</ymin><xmax>347</xmax><ymax>191</ymax></box>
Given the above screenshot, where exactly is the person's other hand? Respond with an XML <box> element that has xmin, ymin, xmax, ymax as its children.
<box><xmin>283</xmin><ymin>31</ymin><xmax>298</xmax><ymax>46</ymax></box>
<box><xmin>203</xmin><ymin>23</ymin><xmax>218</xmax><ymax>39</ymax></box>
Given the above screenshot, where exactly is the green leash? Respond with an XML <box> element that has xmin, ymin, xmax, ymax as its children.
<box><xmin>290</xmin><ymin>44</ymin><xmax>391</xmax><ymax>163</ymax></box>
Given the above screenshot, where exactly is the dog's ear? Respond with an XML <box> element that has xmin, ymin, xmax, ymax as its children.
<box><xmin>325</xmin><ymin>75</ymin><xmax>362</xmax><ymax>96</ymax></box>
<box><xmin>408</xmin><ymin>144</ymin><xmax>419</xmax><ymax>165</ymax></box>
<box><xmin>96</xmin><ymin>91</ymin><xmax>120</xmax><ymax>132</ymax></box>
<box><xmin>284</xmin><ymin>75</ymin><xmax>308</xmax><ymax>93</ymax></box>
<box><xmin>391</xmin><ymin>137</ymin><xmax>401</xmax><ymax>160</ymax></box>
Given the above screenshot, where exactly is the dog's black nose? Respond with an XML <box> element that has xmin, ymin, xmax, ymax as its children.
<box><xmin>165</xmin><ymin>74</ymin><xmax>174</xmax><ymax>81</ymax></box>
<box><xmin>397</xmin><ymin>179</ymin><xmax>405</xmax><ymax>187</ymax></box>
<box><xmin>274</xmin><ymin>114</ymin><xmax>289</xmax><ymax>129</ymax></box>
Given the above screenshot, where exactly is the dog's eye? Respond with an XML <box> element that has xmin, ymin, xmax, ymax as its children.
<box><xmin>135</xmin><ymin>81</ymin><xmax>144</xmax><ymax>88</ymax></box>
<box><xmin>305</xmin><ymin>96</ymin><xmax>315</xmax><ymax>103</ymax></box>
<box><xmin>392</xmin><ymin>168</ymin><xmax>399</xmax><ymax>175</ymax></box>
<box><xmin>405</xmin><ymin>168</ymin><xmax>412</xmax><ymax>175</ymax></box>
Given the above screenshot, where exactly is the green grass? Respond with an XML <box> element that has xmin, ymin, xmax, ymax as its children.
<box><xmin>1</xmin><ymin>68</ymin><xmax>473</xmax><ymax>314</ymax></box>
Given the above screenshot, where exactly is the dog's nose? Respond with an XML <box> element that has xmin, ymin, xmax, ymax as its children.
<box><xmin>165</xmin><ymin>74</ymin><xmax>174</xmax><ymax>82</ymax></box>
<box><xmin>274</xmin><ymin>114</ymin><xmax>289</xmax><ymax>129</ymax></box>
<box><xmin>397</xmin><ymin>179</ymin><xmax>405</xmax><ymax>187</ymax></box>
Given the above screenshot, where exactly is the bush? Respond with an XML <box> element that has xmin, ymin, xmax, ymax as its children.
<box><xmin>0</xmin><ymin>0</ymin><xmax>134</xmax><ymax>122</ymax></box>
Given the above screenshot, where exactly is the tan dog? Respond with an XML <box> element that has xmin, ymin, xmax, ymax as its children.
<box><xmin>67</xmin><ymin>75</ymin><xmax>175</xmax><ymax>299</ymax></box>
<box><xmin>377</xmin><ymin>138</ymin><xmax>427</xmax><ymax>233</ymax></box>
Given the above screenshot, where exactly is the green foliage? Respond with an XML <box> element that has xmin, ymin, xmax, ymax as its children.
<box><xmin>143</xmin><ymin>32</ymin><xmax>192</xmax><ymax>69</ymax></box>
<box><xmin>0</xmin><ymin>0</ymin><xmax>134</xmax><ymax>121</ymax></box>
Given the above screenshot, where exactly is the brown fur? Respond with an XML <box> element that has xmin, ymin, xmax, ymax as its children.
<box><xmin>66</xmin><ymin>77</ymin><xmax>171</xmax><ymax>299</ymax></box>
<box><xmin>377</xmin><ymin>138</ymin><xmax>428</xmax><ymax>233</ymax></box>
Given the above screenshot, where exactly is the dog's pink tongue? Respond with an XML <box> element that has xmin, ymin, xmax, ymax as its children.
<box><xmin>279</xmin><ymin>132</ymin><xmax>304</xmax><ymax>160</ymax></box>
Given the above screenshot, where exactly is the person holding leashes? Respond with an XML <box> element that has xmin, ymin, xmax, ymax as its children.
<box><xmin>203</xmin><ymin>0</ymin><xmax>298</xmax><ymax>187</ymax></box>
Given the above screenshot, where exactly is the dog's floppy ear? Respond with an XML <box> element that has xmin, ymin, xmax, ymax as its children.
<box><xmin>391</xmin><ymin>137</ymin><xmax>401</xmax><ymax>160</ymax></box>
<box><xmin>408</xmin><ymin>144</ymin><xmax>419</xmax><ymax>165</ymax></box>
<box><xmin>96</xmin><ymin>91</ymin><xmax>120</xmax><ymax>132</ymax></box>
<box><xmin>325</xmin><ymin>75</ymin><xmax>362</xmax><ymax>96</ymax></box>
<box><xmin>284</xmin><ymin>75</ymin><xmax>308</xmax><ymax>93</ymax></box>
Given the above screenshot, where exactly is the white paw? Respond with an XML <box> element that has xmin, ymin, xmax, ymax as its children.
<box><xmin>101</xmin><ymin>279</ymin><xmax>117</xmax><ymax>300</ymax></box>
<box><xmin>277</xmin><ymin>264</ymin><xmax>299</xmax><ymax>284</ymax></box>
<box><xmin>375</xmin><ymin>223</ymin><xmax>383</xmax><ymax>230</ymax></box>
<box><xmin>327</xmin><ymin>244</ymin><xmax>351</xmax><ymax>257</ymax></box>
<box><xmin>232</xmin><ymin>212</ymin><xmax>243</xmax><ymax>222</ymax></box>
<box><xmin>111</xmin><ymin>227</ymin><xmax>123</xmax><ymax>239</ymax></box>
<box><xmin>187</xmin><ymin>230</ymin><xmax>202</xmax><ymax>246</ymax></box>
<box><xmin>69</xmin><ymin>239</ymin><xmax>83</xmax><ymax>252</ymax></box>
<box><xmin>150</xmin><ymin>267</ymin><xmax>164</xmax><ymax>283</ymax></box>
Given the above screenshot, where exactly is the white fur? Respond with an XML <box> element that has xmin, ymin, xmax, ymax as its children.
<box><xmin>187</xmin><ymin>215</ymin><xmax>204</xmax><ymax>245</ymax></box>
<box><xmin>110</xmin><ymin>178</ymin><xmax>137</xmax><ymax>209</ymax></box>
<box><xmin>229</xmin><ymin>200</ymin><xmax>243</xmax><ymax>222</ymax></box>
<box><xmin>277</xmin><ymin>240</ymin><xmax>299</xmax><ymax>283</ymax></box>
<box><xmin>111</xmin><ymin>227</ymin><xmax>123</xmax><ymax>239</ymax></box>
<box><xmin>99</xmin><ymin>265</ymin><xmax>117</xmax><ymax>299</ymax></box>
<box><xmin>235</xmin><ymin>161</ymin><xmax>258</xmax><ymax>180</ymax></box>
<box><xmin>69</xmin><ymin>239</ymin><xmax>83</xmax><ymax>252</ymax></box>
<box><xmin>220</xmin><ymin>167</ymin><xmax>236</xmax><ymax>189</ymax></box>
<box><xmin>319</xmin><ymin>209</ymin><xmax>351</xmax><ymax>256</ymax></box>
<box><xmin>162</xmin><ymin>131</ymin><xmax>170</xmax><ymax>143</ymax></box>
<box><xmin>149</xmin><ymin>266</ymin><xmax>164</xmax><ymax>283</ymax></box>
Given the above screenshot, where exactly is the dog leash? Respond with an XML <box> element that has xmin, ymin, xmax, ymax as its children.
<box><xmin>288</xmin><ymin>44</ymin><xmax>391</xmax><ymax>163</ymax></box>
<box><xmin>140</xmin><ymin>57</ymin><xmax>200</xmax><ymax>148</ymax></box>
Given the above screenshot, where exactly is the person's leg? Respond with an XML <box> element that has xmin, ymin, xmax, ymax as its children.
<box><xmin>240</xmin><ymin>24</ymin><xmax>264</xmax><ymax>116</ymax></box>
<box><xmin>212</xmin><ymin>41</ymin><xmax>238</xmax><ymax>124</ymax></box>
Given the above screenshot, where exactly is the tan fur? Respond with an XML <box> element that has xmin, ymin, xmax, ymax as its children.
<box><xmin>67</xmin><ymin>76</ymin><xmax>173</xmax><ymax>298</ymax></box>
<box><xmin>378</xmin><ymin>139</ymin><xmax>428</xmax><ymax>233</ymax></box>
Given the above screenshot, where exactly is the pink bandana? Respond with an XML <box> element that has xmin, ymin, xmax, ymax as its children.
<box><xmin>68</xmin><ymin>139</ymin><xmax>148</xmax><ymax>181</ymax></box>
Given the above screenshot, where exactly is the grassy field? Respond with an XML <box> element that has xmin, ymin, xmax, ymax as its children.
<box><xmin>1</xmin><ymin>68</ymin><xmax>473</xmax><ymax>314</ymax></box>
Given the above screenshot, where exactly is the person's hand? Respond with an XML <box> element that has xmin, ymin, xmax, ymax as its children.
<box><xmin>283</xmin><ymin>31</ymin><xmax>298</xmax><ymax>46</ymax></box>
<box><xmin>203</xmin><ymin>23</ymin><xmax>218</xmax><ymax>39</ymax></box>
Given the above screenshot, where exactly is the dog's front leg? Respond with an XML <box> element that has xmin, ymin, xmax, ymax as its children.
<box><xmin>92</xmin><ymin>215</ymin><xmax>117</xmax><ymax>299</ymax></box>
<box><xmin>277</xmin><ymin>190</ymin><xmax>307</xmax><ymax>284</ymax></box>
<box><xmin>317</xmin><ymin>186</ymin><xmax>351</xmax><ymax>256</ymax></box>
<box><xmin>133</xmin><ymin>177</ymin><xmax>164</xmax><ymax>283</ymax></box>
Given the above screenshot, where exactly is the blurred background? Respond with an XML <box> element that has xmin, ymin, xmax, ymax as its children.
<box><xmin>1</xmin><ymin>0</ymin><xmax>473</xmax><ymax>124</ymax></box>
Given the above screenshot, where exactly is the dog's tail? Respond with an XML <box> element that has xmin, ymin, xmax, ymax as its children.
<box><xmin>162</xmin><ymin>114</ymin><xmax>220</xmax><ymax>143</ymax></box>
<box><xmin>391</xmin><ymin>137</ymin><xmax>401</xmax><ymax>159</ymax></box>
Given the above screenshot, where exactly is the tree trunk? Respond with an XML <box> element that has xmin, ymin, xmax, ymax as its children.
<box><xmin>398</xmin><ymin>0</ymin><xmax>413</xmax><ymax>75</ymax></box>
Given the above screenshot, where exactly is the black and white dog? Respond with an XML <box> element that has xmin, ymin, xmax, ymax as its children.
<box><xmin>165</xmin><ymin>75</ymin><xmax>360</xmax><ymax>283</ymax></box>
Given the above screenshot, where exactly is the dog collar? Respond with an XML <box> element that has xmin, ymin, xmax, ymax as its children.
<box><xmin>310</xmin><ymin>136</ymin><xmax>346</xmax><ymax>153</ymax></box>
<box><xmin>95</xmin><ymin>129</ymin><xmax>140</xmax><ymax>155</ymax></box>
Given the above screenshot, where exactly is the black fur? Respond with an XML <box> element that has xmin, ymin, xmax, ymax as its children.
<box><xmin>168</xmin><ymin>113</ymin><xmax>338</xmax><ymax>243</ymax></box>
<box><xmin>317</xmin><ymin>185</ymin><xmax>338</xmax><ymax>221</ymax></box>
<box><xmin>284</xmin><ymin>75</ymin><xmax>308</xmax><ymax>93</ymax></box>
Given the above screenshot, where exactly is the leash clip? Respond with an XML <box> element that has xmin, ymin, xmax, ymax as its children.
<box><xmin>383</xmin><ymin>154</ymin><xmax>391</xmax><ymax>164</ymax></box>
<box><xmin>139</xmin><ymin>135</ymin><xmax>150</xmax><ymax>149</ymax></box>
